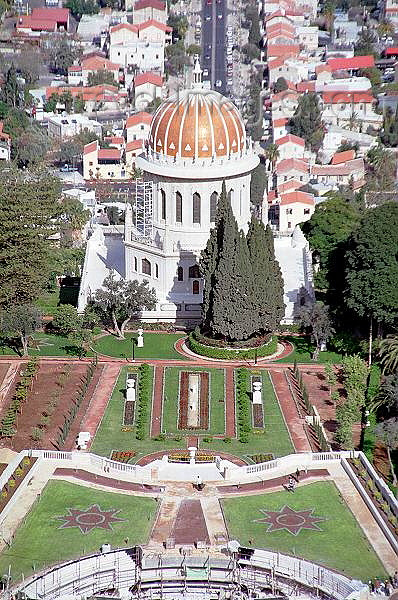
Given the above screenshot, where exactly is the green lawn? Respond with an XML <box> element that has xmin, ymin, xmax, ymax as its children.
<box><xmin>0</xmin><ymin>480</ymin><xmax>156</xmax><ymax>582</ymax></box>
<box><xmin>162</xmin><ymin>367</ymin><xmax>225</xmax><ymax>435</ymax></box>
<box><xmin>221</xmin><ymin>482</ymin><xmax>386</xmax><ymax>581</ymax></box>
<box><xmin>200</xmin><ymin>371</ymin><xmax>294</xmax><ymax>459</ymax></box>
<box><xmin>35</xmin><ymin>289</ymin><xmax>60</xmax><ymax>316</ymax></box>
<box><xmin>276</xmin><ymin>336</ymin><xmax>343</xmax><ymax>364</ymax></box>
<box><xmin>93</xmin><ymin>333</ymin><xmax>185</xmax><ymax>360</ymax></box>
<box><xmin>0</xmin><ymin>332</ymin><xmax>94</xmax><ymax>357</ymax></box>
<box><xmin>90</xmin><ymin>366</ymin><xmax>195</xmax><ymax>460</ymax></box>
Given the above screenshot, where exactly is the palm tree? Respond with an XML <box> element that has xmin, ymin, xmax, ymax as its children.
<box><xmin>379</xmin><ymin>334</ymin><xmax>398</xmax><ymax>374</ymax></box>
<box><xmin>264</xmin><ymin>143</ymin><xmax>279</xmax><ymax>172</ymax></box>
<box><xmin>345</xmin><ymin>111</ymin><xmax>359</xmax><ymax>132</ymax></box>
<box><xmin>377</xmin><ymin>20</ymin><xmax>395</xmax><ymax>38</ymax></box>
<box><xmin>323</xmin><ymin>0</ymin><xmax>335</xmax><ymax>36</ymax></box>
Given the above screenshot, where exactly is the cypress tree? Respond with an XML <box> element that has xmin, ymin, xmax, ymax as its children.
<box><xmin>246</xmin><ymin>216</ymin><xmax>285</xmax><ymax>333</ymax></box>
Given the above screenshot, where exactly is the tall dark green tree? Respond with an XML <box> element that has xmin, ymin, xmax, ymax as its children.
<box><xmin>246</xmin><ymin>216</ymin><xmax>284</xmax><ymax>333</ymax></box>
<box><xmin>345</xmin><ymin>203</ymin><xmax>398</xmax><ymax>364</ymax></box>
<box><xmin>201</xmin><ymin>182</ymin><xmax>256</xmax><ymax>341</ymax></box>
<box><xmin>290</xmin><ymin>93</ymin><xmax>324</xmax><ymax>152</ymax></box>
<box><xmin>1</xmin><ymin>65</ymin><xmax>21</xmax><ymax>109</ymax></box>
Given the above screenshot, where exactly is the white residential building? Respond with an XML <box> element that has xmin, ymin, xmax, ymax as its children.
<box><xmin>48</xmin><ymin>113</ymin><xmax>102</xmax><ymax>139</ymax></box>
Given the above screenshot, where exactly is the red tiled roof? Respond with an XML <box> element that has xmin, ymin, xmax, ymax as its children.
<box><xmin>126</xmin><ymin>140</ymin><xmax>144</xmax><ymax>152</ymax></box>
<box><xmin>331</xmin><ymin>149</ymin><xmax>355</xmax><ymax>164</ymax></box>
<box><xmin>134</xmin><ymin>0</ymin><xmax>166</xmax><ymax>11</ymax></box>
<box><xmin>68</xmin><ymin>65</ymin><xmax>82</xmax><ymax>72</ymax></box>
<box><xmin>267</xmin><ymin>44</ymin><xmax>300</xmax><ymax>58</ymax></box>
<box><xmin>385</xmin><ymin>47</ymin><xmax>398</xmax><ymax>56</ymax></box>
<box><xmin>126</xmin><ymin>111</ymin><xmax>153</xmax><ymax>127</ymax></box>
<box><xmin>267</xmin><ymin>30</ymin><xmax>295</xmax><ymax>42</ymax></box>
<box><xmin>267</xmin><ymin>57</ymin><xmax>286</xmax><ymax>69</ymax></box>
<box><xmin>311</xmin><ymin>158</ymin><xmax>364</xmax><ymax>176</ymax></box>
<box><xmin>272</xmin><ymin>89</ymin><xmax>298</xmax><ymax>102</ymax></box>
<box><xmin>315</xmin><ymin>63</ymin><xmax>332</xmax><ymax>74</ymax></box>
<box><xmin>16</xmin><ymin>16</ymin><xmax>57</xmax><ymax>30</ymax></box>
<box><xmin>296</xmin><ymin>80</ymin><xmax>316</xmax><ymax>92</ymax></box>
<box><xmin>84</xmin><ymin>140</ymin><xmax>98</xmax><ymax>154</ymax></box>
<box><xmin>0</xmin><ymin>122</ymin><xmax>10</xmax><ymax>141</ymax></box>
<box><xmin>279</xmin><ymin>191</ymin><xmax>314</xmax><ymax>205</ymax></box>
<box><xmin>267</xmin><ymin>190</ymin><xmax>277</xmax><ymax>202</ymax></box>
<box><xmin>82</xmin><ymin>56</ymin><xmax>119</xmax><ymax>71</ymax></box>
<box><xmin>322</xmin><ymin>91</ymin><xmax>375</xmax><ymax>104</ymax></box>
<box><xmin>276</xmin><ymin>133</ymin><xmax>305</xmax><ymax>147</ymax></box>
<box><xmin>134</xmin><ymin>72</ymin><xmax>163</xmax><ymax>86</ymax></box>
<box><xmin>31</xmin><ymin>7</ymin><xmax>69</xmax><ymax>21</ymax></box>
<box><xmin>327</xmin><ymin>55</ymin><xmax>375</xmax><ymax>71</ymax></box>
<box><xmin>105</xmin><ymin>136</ymin><xmax>124</xmax><ymax>144</ymax></box>
<box><xmin>272</xmin><ymin>117</ymin><xmax>289</xmax><ymax>127</ymax></box>
<box><xmin>277</xmin><ymin>179</ymin><xmax>303</xmax><ymax>193</ymax></box>
<box><xmin>45</xmin><ymin>84</ymin><xmax>118</xmax><ymax>100</ymax></box>
<box><xmin>98</xmin><ymin>148</ymin><xmax>121</xmax><ymax>160</ymax></box>
<box><xmin>276</xmin><ymin>158</ymin><xmax>309</xmax><ymax>173</ymax></box>
<box><xmin>266</xmin><ymin>22</ymin><xmax>295</xmax><ymax>35</ymax></box>
<box><xmin>110</xmin><ymin>22</ymin><xmax>139</xmax><ymax>34</ymax></box>
<box><xmin>138</xmin><ymin>18</ymin><xmax>172</xmax><ymax>32</ymax></box>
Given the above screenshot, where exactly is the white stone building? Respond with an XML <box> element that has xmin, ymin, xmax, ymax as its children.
<box><xmin>78</xmin><ymin>65</ymin><xmax>314</xmax><ymax>324</ymax></box>
<box><xmin>47</xmin><ymin>113</ymin><xmax>102</xmax><ymax>139</ymax></box>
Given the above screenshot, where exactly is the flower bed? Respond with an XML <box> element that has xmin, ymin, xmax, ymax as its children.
<box><xmin>123</xmin><ymin>401</ymin><xmax>135</xmax><ymax>425</ymax></box>
<box><xmin>168</xmin><ymin>452</ymin><xmax>215</xmax><ymax>463</ymax></box>
<box><xmin>249</xmin><ymin>453</ymin><xmax>274</xmax><ymax>464</ymax></box>
<box><xmin>178</xmin><ymin>371</ymin><xmax>209</xmax><ymax>430</ymax></box>
<box><xmin>348</xmin><ymin>458</ymin><xmax>398</xmax><ymax>538</ymax></box>
<box><xmin>252</xmin><ymin>404</ymin><xmax>264</xmax><ymax>428</ymax></box>
<box><xmin>0</xmin><ymin>456</ymin><xmax>37</xmax><ymax>513</ymax></box>
<box><xmin>188</xmin><ymin>332</ymin><xmax>277</xmax><ymax>360</ymax></box>
<box><xmin>110</xmin><ymin>450</ymin><xmax>136</xmax><ymax>463</ymax></box>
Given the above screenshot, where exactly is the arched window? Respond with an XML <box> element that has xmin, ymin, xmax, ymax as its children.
<box><xmin>142</xmin><ymin>258</ymin><xmax>151</xmax><ymax>275</ymax></box>
<box><xmin>192</xmin><ymin>280</ymin><xmax>200</xmax><ymax>294</ymax></box>
<box><xmin>134</xmin><ymin>257</ymin><xmax>137</xmax><ymax>271</ymax></box>
<box><xmin>177</xmin><ymin>266</ymin><xmax>183</xmax><ymax>281</ymax></box>
<box><xmin>210</xmin><ymin>191</ymin><xmax>218</xmax><ymax>223</ymax></box>
<box><xmin>193</xmin><ymin>192</ymin><xmax>201</xmax><ymax>224</ymax></box>
<box><xmin>228</xmin><ymin>189</ymin><xmax>234</xmax><ymax>204</ymax></box>
<box><xmin>155</xmin><ymin>263</ymin><xmax>159</xmax><ymax>278</ymax></box>
<box><xmin>189</xmin><ymin>264</ymin><xmax>200</xmax><ymax>278</ymax></box>
<box><xmin>160</xmin><ymin>189</ymin><xmax>166</xmax><ymax>220</ymax></box>
<box><xmin>175</xmin><ymin>191</ymin><xmax>182</xmax><ymax>223</ymax></box>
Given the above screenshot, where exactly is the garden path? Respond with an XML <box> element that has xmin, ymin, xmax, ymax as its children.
<box><xmin>81</xmin><ymin>363</ymin><xmax>121</xmax><ymax>448</ymax></box>
<box><xmin>151</xmin><ymin>366</ymin><xmax>164</xmax><ymax>437</ymax></box>
<box><xmin>268</xmin><ymin>369</ymin><xmax>311</xmax><ymax>452</ymax></box>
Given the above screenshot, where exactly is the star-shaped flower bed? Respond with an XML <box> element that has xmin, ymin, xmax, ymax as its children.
<box><xmin>254</xmin><ymin>505</ymin><xmax>326</xmax><ymax>536</ymax></box>
<box><xmin>56</xmin><ymin>504</ymin><xmax>126</xmax><ymax>534</ymax></box>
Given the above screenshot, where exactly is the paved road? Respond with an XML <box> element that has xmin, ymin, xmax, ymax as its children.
<box><xmin>201</xmin><ymin>0</ymin><xmax>226</xmax><ymax>95</ymax></box>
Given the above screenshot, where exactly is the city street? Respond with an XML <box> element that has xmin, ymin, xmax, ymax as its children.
<box><xmin>201</xmin><ymin>0</ymin><xmax>226</xmax><ymax>94</ymax></box>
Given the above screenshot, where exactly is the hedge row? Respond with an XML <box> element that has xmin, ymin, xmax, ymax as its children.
<box><xmin>136</xmin><ymin>364</ymin><xmax>151</xmax><ymax>440</ymax></box>
<box><xmin>363</xmin><ymin>364</ymin><xmax>381</xmax><ymax>462</ymax></box>
<box><xmin>188</xmin><ymin>333</ymin><xmax>277</xmax><ymax>360</ymax></box>
<box><xmin>56</xmin><ymin>358</ymin><xmax>97</xmax><ymax>448</ymax></box>
<box><xmin>0</xmin><ymin>358</ymin><xmax>39</xmax><ymax>438</ymax></box>
<box><xmin>236</xmin><ymin>368</ymin><xmax>251</xmax><ymax>443</ymax></box>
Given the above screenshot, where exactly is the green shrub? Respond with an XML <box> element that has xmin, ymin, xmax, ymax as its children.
<box><xmin>188</xmin><ymin>333</ymin><xmax>277</xmax><ymax>360</ymax></box>
<box><xmin>224</xmin><ymin>437</ymin><xmax>232</xmax><ymax>443</ymax></box>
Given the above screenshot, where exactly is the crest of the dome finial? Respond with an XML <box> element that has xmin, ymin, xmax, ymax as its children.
<box><xmin>192</xmin><ymin>54</ymin><xmax>203</xmax><ymax>89</ymax></box>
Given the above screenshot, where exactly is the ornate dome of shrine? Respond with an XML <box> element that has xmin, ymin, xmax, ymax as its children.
<box><xmin>148</xmin><ymin>86</ymin><xmax>247</xmax><ymax>161</ymax></box>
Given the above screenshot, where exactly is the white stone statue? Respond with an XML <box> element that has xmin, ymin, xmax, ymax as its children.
<box><xmin>252</xmin><ymin>381</ymin><xmax>262</xmax><ymax>405</ymax></box>
<box><xmin>137</xmin><ymin>328</ymin><xmax>144</xmax><ymax>347</ymax></box>
<box><xmin>126</xmin><ymin>378</ymin><xmax>136</xmax><ymax>402</ymax></box>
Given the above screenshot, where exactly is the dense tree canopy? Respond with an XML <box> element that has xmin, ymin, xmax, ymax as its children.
<box><xmin>345</xmin><ymin>202</ymin><xmax>398</xmax><ymax>334</ymax></box>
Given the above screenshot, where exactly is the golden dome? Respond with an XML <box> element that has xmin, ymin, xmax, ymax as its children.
<box><xmin>149</xmin><ymin>89</ymin><xmax>246</xmax><ymax>160</ymax></box>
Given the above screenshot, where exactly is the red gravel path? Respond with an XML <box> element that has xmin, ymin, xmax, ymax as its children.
<box><xmin>217</xmin><ymin>469</ymin><xmax>329</xmax><ymax>494</ymax></box>
<box><xmin>151</xmin><ymin>365</ymin><xmax>164</xmax><ymax>437</ymax></box>
<box><xmin>225</xmin><ymin>368</ymin><xmax>235</xmax><ymax>437</ymax></box>
<box><xmin>172</xmin><ymin>499</ymin><xmax>209</xmax><ymax>544</ymax></box>
<box><xmin>268</xmin><ymin>369</ymin><xmax>312</xmax><ymax>452</ymax></box>
<box><xmin>53</xmin><ymin>468</ymin><xmax>163</xmax><ymax>492</ymax></box>
<box><xmin>81</xmin><ymin>363</ymin><xmax>121</xmax><ymax>449</ymax></box>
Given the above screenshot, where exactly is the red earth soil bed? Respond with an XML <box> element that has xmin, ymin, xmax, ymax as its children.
<box><xmin>0</xmin><ymin>363</ymin><xmax>10</xmax><ymax>388</ymax></box>
<box><xmin>252</xmin><ymin>404</ymin><xmax>264</xmax><ymax>428</ymax></box>
<box><xmin>178</xmin><ymin>372</ymin><xmax>209</xmax><ymax>430</ymax></box>
<box><xmin>0</xmin><ymin>362</ymin><xmax>103</xmax><ymax>452</ymax></box>
<box><xmin>0</xmin><ymin>457</ymin><xmax>37</xmax><ymax>511</ymax></box>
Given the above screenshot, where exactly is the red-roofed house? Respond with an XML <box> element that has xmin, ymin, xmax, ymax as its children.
<box><xmin>126</xmin><ymin>111</ymin><xmax>152</xmax><ymax>143</ymax></box>
<box><xmin>268</xmin><ymin>56</ymin><xmax>310</xmax><ymax>85</ymax></box>
<box><xmin>15</xmin><ymin>7</ymin><xmax>69</xmax><ymax>34</ymax></box>
<box><xmin>272</xmin><ymin>116</ymin><xmax>290</xmax><ymax>139</ymax></box>
<box><xmin>109</xmin><ymin>20</ymin><xmax>169</xmax><ymax>73</ymax></box>
<box><xmin>311</xmin><ymin>157</ymin><xmax>365</xmax><ymax>190</ymax></box>
<box><xmin>275</xmin><ymin>134</ymin><xmax>306</xmax><ymax>161</ymax></box>
<box><xmin>278</xmin><ymin>190</ymin><xmax>315</xmax><ymax>232</ymax></box>
<box><xmin>80</xmin><ymin>56</ymin><xmax>121</xmax><ymax>85</ymax></box>
<box><xmin>275</xmin><ymin>157</ymin><xmax>310</xmax><ymax>186</ymax></box>
<box><xmin>327</xmin><ymin>55</ymin><xmax>375</xmax><ymax>73</ymax></box>
<box><xmin>271</xmin><ymin>88</ymin><xmax>299</xmax><ymax>119</ymax></box>
<box><xmin>321</xmin><ymin>90</ymin><xmax>383</xmax><ymax>130</ymax></box>
<box><xmin>266</xmin><ymin>44</ymin><xmax>300</xmax><ymax>60</ymax></box>
<box><xmin>331</xmin><ymin>149</ymin><xmax>355</xmax><ymax>164</ymax></box>
<box><xmin>129</xmin><ymin>0</ymin><xmax>167</xmax><ymax>22</ymax></box>
<box><xmin>133</xmin><ymin>73</ymin><xmax>163</xmax><ymax>109</ymax></box>
<box><xmin>45</xmin><ymin>84</ymin><xmax>124</xmax><ymax>111</ymax></box>
<box><xmin>126</xmin><ymin>139</ymin><xmax>144</xmax><ymax>168</ymax></box>
<box><xmin>83</xmin><ymin>140</ymin><xmax>125</xmax><ymax>180</ymax></box>
<box><xmin>0</xmin><ymin>122</ymin><xmax>11</xmax><ymax>161</ymax></box>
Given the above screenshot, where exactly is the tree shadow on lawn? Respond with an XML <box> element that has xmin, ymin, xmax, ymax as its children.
<box><xmin>0</xmin><ymin>336</ymin><xmax>22</xmax><ymax>356</ymax></box>
<box><xmin>280</xmin><ymin>335</ymin><xmax>315</xmax><ymax>355</ymax></box>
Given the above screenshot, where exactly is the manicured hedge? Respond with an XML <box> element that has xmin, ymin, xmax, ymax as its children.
<box><xmin>235</xmin><ymin>368</ymin><xmax>251</xmax><ymax>443</ymax></box>
<box><xmin>363</xmin><ymin>364</ymin><xmax>381</xmax><ymax>462</ymax></box>
<box><xmin>187</xmin><ymin>333</ymin><xmax>277</xmax><ymax>360</ymax></box>
<box><xmin>136</xmin><ymin>364</ymin><xmax>151</xmax><ymax>440</ymax></box>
